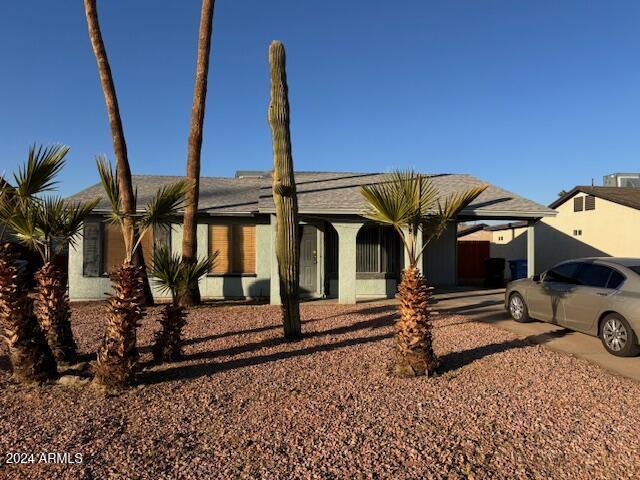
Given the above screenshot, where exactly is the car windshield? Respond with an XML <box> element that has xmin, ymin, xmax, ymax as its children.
<box><xmin>629</xmin><ymin>266</ymin><xmax>640</xmax><ymax>275</ymax></box>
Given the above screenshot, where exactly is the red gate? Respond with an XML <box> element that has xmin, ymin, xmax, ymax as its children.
<box><xmin>457</xmin><ymin>240</ymin><xmax>490</xmax><ymax>284</ymax></box>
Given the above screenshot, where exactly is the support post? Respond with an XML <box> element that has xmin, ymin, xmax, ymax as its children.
<box><xmin>527</xmin><ymin>219</ymin><xmax>536</xmax><ymax>277</ymax></box>
<box><xmin>332</xmin><ymin>222</ymin><xmax>361</xmax><ymax>304</ymax></box>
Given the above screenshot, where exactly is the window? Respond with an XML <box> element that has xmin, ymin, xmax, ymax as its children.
<box><xmin>585</xmin><ymin>195</ymin><xmax>596</xmax><ymax>211</ymax></box>
<box><xmin>573</xmin><ymin>196</ymin><xmax>584</xmax><ymax>212</ymax></box>
<box><xmin>498</xmin><ymin>235</ymin><xmax>504</xmax><ymax>241</ymax></box>
<box><xmin>544</xmin><ymin>262</ymin><xmax>581</xmax><ymax>284</ymax></box>
<box><xmin>209</xmin><ymin>223</ymin><xmax>256</xmax><ymax>274</ymax></box>
<box><xmin>607</xmin><ymin>270</ymin><xmax>625</xmax><ymax>289</ymax></box>
<box><xmin>573</xmin><ymin>229</ymin><xmax>582</xmax><ymax>237</ymax></box>
<box><xmin>356</xmin><ymin>225</ymin><xmax>402</xmax><ymax>275</ymax></box>
<box><xmin>82</xmin><ymin>221</ymin><xmax>171</xmax><ymax>276</ymax></box>
<box><xmin>575</xmin><ymin>264</ymin><xmax>614</xmax><ymax>288</ymax></box>
<box><xmin>629</xmin><ymin>266</ymin><xmax>640</xmax><ymax>276</ymax></box>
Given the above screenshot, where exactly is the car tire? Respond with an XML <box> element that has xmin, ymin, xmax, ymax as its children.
<box><xmin>600</xmin><ymin>314</ymin><xmax>640</xmax><ymax>357</ymax></box>
<box><xmin>508</xmin><ymin>292</ymin><xmax>531</xmax><ymax>323</ymax></box>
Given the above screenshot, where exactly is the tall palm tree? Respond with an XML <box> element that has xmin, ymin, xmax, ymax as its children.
<box><xmin>150</xmin><ymin>247</ymin><xmax>216</xmax><ymax>362</ymax></box>
<box><xmin>181</xmin><ymin>0</ymin><xmax>217</xmax><ymax>307</ymax></box>
<box><xmin>4</xmin><ymin>197</ymin><xmax>98</xmax><ymax>364</ymax></box>
<box><xmin>83</xmin><ymin>0</ymin><xmax>154</xmax><ymax>305</ymax></box>
<box><xmin>0</xmin><ymin>144</ymin><xmax>69</xmax><ymax>382</ymax></box>
<box><xmin>93</xmin><ymin>157</ymin><xmax>190</xmax><ymax>390</ymax></box>
<box><xmin>360</xmin><ymin>170</ymin><xmax>487</xmax><ymax>377</ymax></box>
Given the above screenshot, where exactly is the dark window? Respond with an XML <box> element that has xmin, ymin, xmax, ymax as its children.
<box><xmin>545</xmin><ymin>262</ymin><xmax>581</xmax><ymax>284</ymax></box>
<box><xmin>585</xmin><ymin>195</ymin><xmax>596</xmax><ymax>211</ymax></box>
<box><xmin>575</xmin><ymin>264</ymin><xmax>614</xmax><ymax>288</ymax></box>
<box><xmin>629</xmin><ymin>266</ymin><xmax>640</xmax><ymax>276</ymax></box>
<box><xmin>607</xmin><ymin>270</ymin><xmax>625</xmax><ymax>289</ymax></box>
<box><xmin>356</xmin><ymin>225</ymin><xmax>402</xmax><ymax>274</ymax></box>
<box><xmin>574</xmin><ymin>197</ymin><xmax>584</xmax><ymax>212</ymax></box>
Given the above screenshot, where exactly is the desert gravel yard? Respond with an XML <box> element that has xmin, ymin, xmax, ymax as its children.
<box><xmin>1</xmin><ymin>302</ymin><xmax>640</xmax><ymax>479</ymax></box>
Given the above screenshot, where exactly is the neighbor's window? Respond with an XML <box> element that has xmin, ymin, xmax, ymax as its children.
<box><xmin>585</xmin><ymin>195</ymin><xmax>596</xmax><ymax>211</ymax></box>
<box><xmin>356</xmin><ymin>225</ymin><xmax>402</xmax><ymax>275</ymax></box>
<box><xmin>208</xmin><ymin>223</ymin><xmax>256</xmax><ymax>274</ymax></box>
<box><xmin>573</xmin><ymin>196</ymin><xmax>584</xmax><ymax>212</ymax></box>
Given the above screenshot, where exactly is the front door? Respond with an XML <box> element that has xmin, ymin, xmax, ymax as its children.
<box><xmin>299</xmin><ymin>225</ymin><xmax>318</xmax><ymax>295</ymax></box>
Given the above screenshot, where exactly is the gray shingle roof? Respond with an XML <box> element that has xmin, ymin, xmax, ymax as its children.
<box><xmin>67</xmin><ymin>171</ymin><xmax>555</xmax><ymax>218</ymax></box>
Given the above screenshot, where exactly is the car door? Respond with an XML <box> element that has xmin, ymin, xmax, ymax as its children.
<box><xmin>526</xmin><ymin>262</ymin><xmax>581</xmax><ymax>323</ymax></box>
<box><xmin>561</xmin><ymin>263</ymin><xmax>623</xmax><ymax>332</ymax></box>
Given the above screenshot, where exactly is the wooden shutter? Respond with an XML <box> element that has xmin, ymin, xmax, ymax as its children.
<box><xmin>233</xmin><ymin>224</ymin><xmax>255</xmax><ymax>274</ymax></box>
<box><xmin>210</xmin><ymin>224</ymin><xmax>231</xmax><ymax>273</ymax></box>
<box><xmin>104</xmin><ymin>223</ymin><xmax>126</xmax><ymax>274</ymax></box>
<box><xmin>82</xmin><ymin>221</ymin><xmax>103</xmax><ymax>277</ymax></box>
<box><xmin>573</xmin><ymin>196</ymin><xmax>584</xmax><ymax>212</ymax></box>
<box><xmin>585</xmin><ymin>195</ymin><xmax>596</xmax><ymax>211</ymax></box>
<box><xmin>154</xmin><ymin>224</ymin><xmax>172</xmax><ymax>252</ymax></box>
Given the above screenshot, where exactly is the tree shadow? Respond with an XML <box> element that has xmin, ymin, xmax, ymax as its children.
<box><xmin>0</xmin><ymin>354</ymin><xmax>10</xmax><ymax>372</ymax></box>
<box><xmin>137</xmin><ymin>314</ymin><xmax>396</xmax><ymax>382</ymax></box>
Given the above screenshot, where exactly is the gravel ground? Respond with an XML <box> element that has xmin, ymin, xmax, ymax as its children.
<box><xmin>1</xmin><ymin>301</ymin><xmax>639</xmax><ymax>479</ymax></box>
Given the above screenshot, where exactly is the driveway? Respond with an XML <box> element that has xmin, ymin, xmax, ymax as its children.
<box><xmin>433</xmin><ymin>287</ymin><xmax>640</xmax><ymax>382</ymax></box>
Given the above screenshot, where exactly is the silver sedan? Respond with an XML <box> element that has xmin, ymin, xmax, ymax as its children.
<box><xmin>505</xmin><ymin>258</ymin><xmax>640</xmax><ymax>357</ymax></box>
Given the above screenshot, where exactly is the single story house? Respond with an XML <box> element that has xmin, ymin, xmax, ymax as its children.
<box><xmin>66</xmin><ymin>171</ymin><xmax>554</xmax><ymax>304</ymax></box>
<box><xmin>488</xmin><ymin>186</ymin><xmax>640</xmax><ymax>277</ymax></box>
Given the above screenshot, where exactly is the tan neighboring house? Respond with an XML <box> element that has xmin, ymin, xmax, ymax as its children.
<box><xmin>489</xmin><ymin>187</ymin><xmax>640</xmax><ymax>278</ymax></box>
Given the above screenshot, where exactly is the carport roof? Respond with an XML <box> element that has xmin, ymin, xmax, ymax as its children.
<box><xmin>67</xmin><ymin>171</ymin><xmax>555</xmax><ymax>219</ymax></box>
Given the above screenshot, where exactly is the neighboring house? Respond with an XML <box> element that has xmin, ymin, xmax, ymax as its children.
<box><xmin>489</xmin><ymin>187</ymin><xmax>640</xmax><ymax>278</ymax></box>
<box><xmin>66</xmin><ymin>171</ymin><xmax>554</xmax><ymax>304</ymax></box>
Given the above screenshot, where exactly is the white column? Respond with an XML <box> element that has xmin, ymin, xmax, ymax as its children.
<box><xmin>270</xmin><ymin>214</ymin><xmax>281</xmax><ymax>305</ymax></box>
<box><xmin>527</xmin><ymin>219</ymin><xmax>536</xmax><ymax>277</ymax></box>
<box><xmin>332</xmin><ymin>222</ymin><xmax>361</xmax><ymax>304</ymax></box>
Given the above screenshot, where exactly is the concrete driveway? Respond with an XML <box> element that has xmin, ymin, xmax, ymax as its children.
<box><xmin>433</xmin><ymin>287</ymin><xmax>640</xmax><ymax>382</ymax></box>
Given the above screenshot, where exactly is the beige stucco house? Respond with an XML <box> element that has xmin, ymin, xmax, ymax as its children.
<box><xmin>66</xmin><ymin>171</ymin><xmax>553</xmax><ymax>304</ymax></box>
<box><xmin>489</xmin><ymin>186</ymin><xmax>640</xmax><ymax>278</ymax></box>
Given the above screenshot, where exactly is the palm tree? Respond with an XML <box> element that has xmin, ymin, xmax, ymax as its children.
<box><xmin>0</xmin><ymin>144</ymin><xmax>69</xmax><ymax>382</ymax></box>
<box><xmin>150</xmin><ymin>247</ymin><xmax>216</xmax><ymax>362</ymax></box>
<box><xmin>4</xmin><ymin>197</ymin><xmax>98</xmax><ymax>364</ymax></box>
<box><xmin>360</xmin><ymin>170</ymin><xmax>487</xmax><ymax>377</ymax></box>
<box><xmin>93</xmin><ymin>157</ymin><xmax>190</xmax><ymax>390</ymax></box>
<box><xmin>83</xmin><ymin>0</ymin><xmax>154</xmax><ymax>305</ymax></box>
<box><xmin>181</xmin><ymin>0</ymin><xmax>217</xmax><ymax>307</ymax></box>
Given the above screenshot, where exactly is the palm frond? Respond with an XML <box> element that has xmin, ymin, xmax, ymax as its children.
<box><xmin>151</xmin><ymin>246</ymin><xmax>183</xmax><ymax>296</ymax></box>
<box><xmin>139</xmin><ymin>180</ymin><xmax>191</xmax><ymax>231</ymax></box>
<box><xmin>359</xmin><ymin>175</ymin><xmax>414</xmax><ymax>228</ymax></box>
<box><xmin>14</xmin><ymin>144</ymin><xmax>68</xmax><ymax>198</ymax></box>
<box><xmin>179</xmin><ymin>252</ymin><xmax>217</xmax><ymax>296</ymax></box>
<box><xmin>58</xmin><ymin>198</ymin><xmax>100</xmax><ymax>250</ymax></box>
<box><xmin>3</xmin><ymin>203</ymin><xmax>44</xmax><ymax>257</ymax></box>
<box><xmin>96</xmin><ymin>155</ymin><xmax>123</xmax><ymax>223</ymax></box>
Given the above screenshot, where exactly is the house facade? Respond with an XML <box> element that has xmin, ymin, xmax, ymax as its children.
<box><xmin>67</xmin><ymin>171</ymin><xmax>554</xmax><ymax>304</ymax></box>
<box><xmin>489</xmin><ymin>186</ymin><xmax>640</xmax><ymax>277</ymax></box>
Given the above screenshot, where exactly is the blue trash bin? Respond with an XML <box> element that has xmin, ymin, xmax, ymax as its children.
<box><xmin>508</xmin><ymin>259</ymin><xmax>528</xmax><ymax>280</ymax></box>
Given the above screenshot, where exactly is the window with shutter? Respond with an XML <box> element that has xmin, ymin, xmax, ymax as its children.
<box><xmin>356</xmin><ymin>225</ymin><xmax>401</xmax><ymax>274</ymax></box>
<box><xmin>573</xmin><ymin>196</ymin><xmax>584</xmax><ymax>212</ymax></box>
<box><xmin>82</xmin><ymin>221</ymin><xmax>103</xmax><ymax>277</ymax></box>
<box><xmin>103</xmin><ymin>223</ymin><xmax>155</xmax><ymax>274</ymax></box>
<box><xmin>208</xmin><ymin>223</ymin><xmax>256</xmax><ymax>274</ymax></box>
<box><xmin>585</xmin><ymin>195</ymin><xmax>596</xmax><ymax>211</ymax></box>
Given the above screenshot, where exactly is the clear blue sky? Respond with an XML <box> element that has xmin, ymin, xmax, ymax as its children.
<box><xmin>1</xmin><ymin>1</ymin><xmax>639</xmax><ymax>205</ymax></box>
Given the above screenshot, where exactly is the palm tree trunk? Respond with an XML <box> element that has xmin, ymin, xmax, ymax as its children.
<box><xmin>0</xmin><ymin>243</ymin><xmax>57</xmax><ymax>383</ymax></box>
<box><xmin>94</xmin><ymin>262</ymin><xmax>145</xmax><ymax>390</ymax></box>
<box><xmin>181</xmin><ymin>0</ymin><xmax>216</xmax><ymax>307</ymax></box>
<box><xmin>34</xmin><ymin>261</ymin><xmax>77</xmax><ymax>364</ymax></box>
<box><xmin>152</xmin><ymin>303</ymin><xmax>187</xmax><ymax>363</ymax></box>
<box><xmin>395</xmin><ymin>265</ymin><xmax>438</xmax><ymax>377</ymax></box>
<box><xmin>83</xmin><ymin>0</ymin><xmax>153</xmax><ymax>306</ymax></box>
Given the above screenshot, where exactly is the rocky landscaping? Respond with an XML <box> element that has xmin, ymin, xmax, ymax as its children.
<box><xmin>1</xmin><ymin>301</ymin><xmax>639</xmax><ymax>479</ymax></box>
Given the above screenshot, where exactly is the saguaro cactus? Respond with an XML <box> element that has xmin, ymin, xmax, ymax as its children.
<box><xmin>268</xmin><ymin>40</ymin><xmax>301</xmax><ymax>339</ymax></box>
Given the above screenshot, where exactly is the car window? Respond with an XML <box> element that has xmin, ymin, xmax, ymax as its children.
<box><xmin>575</xmin><ymin>264</ymin><xmax>614</xmax><ymax>288</ymax></box>
<box><xmin>544</xmin><ymin>262</ymin><xmax>581</xmax><ymax>284</ymax></box>
<box><xmin>629</xmin><ymin>266</ymin><xmax>640</xmax><ymax>275</ymax></box>
<box><xmin>607</xmin><ymin>270</ymin><xmax>625</xmax><ymax>289</ymax></box>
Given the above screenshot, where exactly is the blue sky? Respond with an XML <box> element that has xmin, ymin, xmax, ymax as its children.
<box><xmin>1</xmin><ymin>1</ymin><xmax>639</xmax><ymax>204</ymax></box>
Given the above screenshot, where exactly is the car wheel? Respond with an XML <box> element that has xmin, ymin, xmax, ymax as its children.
<box><xmin>600</xmin><ymin>314</ymin><xmax>640</xmax><ymax>357</ymax></box>
<box><xmin>508</xmin><ymin>292</ymin><xmax>530</xmax><ymax>323</ymax></box>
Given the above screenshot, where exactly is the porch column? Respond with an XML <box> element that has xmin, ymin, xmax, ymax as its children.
<box><xmin>527</xmin><ymin>219</ymin><xmax>536</xmax><ymax>277</ymax></box>
<box><xmin>403</xmin><ymin>227</ymin><xmax>423</xmax><ymax>270</ymax></box>
<box><xmin>332</xmin><ymin>222</ymin><xmax>362</xmax><ymax>304</ymax></box>
<box><xmin>269</xmin><ymin>214</ymin><xmax>281</xmax><ymax>305</ymax></box>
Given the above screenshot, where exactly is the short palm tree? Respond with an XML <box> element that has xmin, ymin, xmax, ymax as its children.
<box><xmin>0</xmin><ymin>144</ymin><xmax>69</xmax><ymax>382</ymax></box>
<box><xmin>150</xmin><ymin>247</ymin><xmax>216</xmax><ymax>362</ymax></box>
<box><xmin>5</xmin><ymin>197</ymin><xmax>98</xmax><ymax>364</ymax></box>
<box><xmin>94</xmin><ymin>157</ymin><xmax>190</xmax><ymax>390</ymax></box>
<box><xmin>360</xmin><ymin>170</ymin><xmax>487</xmax><ymax>377</ymax></box>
